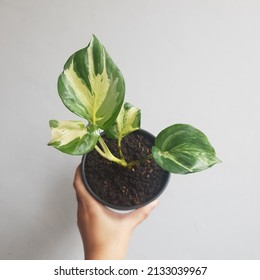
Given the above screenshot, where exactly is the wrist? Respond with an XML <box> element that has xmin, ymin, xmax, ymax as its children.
<box><xmin>85</xmin><ymin>247</ymin><xmax>125</xmax><ymax>260</ymax></box>
<box><xmin>84</xmin><ymin>241</ymin><xmax>129</xmax><ymax>260</ymax></box>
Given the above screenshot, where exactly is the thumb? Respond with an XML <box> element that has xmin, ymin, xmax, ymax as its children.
<box><xmin>128</xmin><ymin>200</ymin><xmax>159</xmax><ymax>229</ymax></box>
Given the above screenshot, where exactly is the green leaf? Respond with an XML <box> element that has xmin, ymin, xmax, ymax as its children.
<box><xmin>48</xmin><ymin>120</ymin><xmax>100</xmax><ymax>155</ymax></box>
<box><xmin>105</xmin><ymin>102</ymin><xmax>141</xmax><ymax>140</ymax></box>
<box><xmin>57</xmin><ymin>35</ymin><xmax>125</xmax><ymax>130</ymax></box>
<box><xmin>152</xmin><ymin>124</ymin><xmax>221</xmax><ymax>174</ymax></box>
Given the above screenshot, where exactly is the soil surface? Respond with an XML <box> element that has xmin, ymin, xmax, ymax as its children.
<box><xmin>83</xmin><ymin>130</ymin><xmax>169</xmax><ymax>208</ymax></box>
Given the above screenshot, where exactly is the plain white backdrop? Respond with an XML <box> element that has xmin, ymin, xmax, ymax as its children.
<box><xmin>0</xmin><ymin>0</ymin><xmax>259</xmax><ymax>259</ymax></box>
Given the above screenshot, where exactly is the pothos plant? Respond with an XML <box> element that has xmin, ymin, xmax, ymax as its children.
<box><xmin>48</xmin><ymin>35</ymin><xmax>220</xmax><ymax>176</ymax></box>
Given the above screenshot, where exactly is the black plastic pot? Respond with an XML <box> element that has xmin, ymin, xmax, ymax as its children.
<box><xmin>81</xmin><ymin>129</ymin><xmax>170</xmax><ymax>210</ymax></box>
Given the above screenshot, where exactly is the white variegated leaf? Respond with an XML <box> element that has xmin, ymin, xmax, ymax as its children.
<box><xmin>152</xmin><ymin>124</ymin><xmax>221</xmax><ymax>174</ymax></box>
<box><xmin>57</xmin><ymin>35</ymin><xmax>125</xmax><ymax>130</ymax></box>
<box><xmin>105</xmin><ymin>102</ymin><xmax>141</xmax><ymax>140</ymax></box>
<box><xmin>48</xmin><ymin>120</ymin><xmax>99</xmax><ymax>155</ymax></box>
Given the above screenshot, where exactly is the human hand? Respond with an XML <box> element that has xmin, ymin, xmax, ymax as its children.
<box><xmin>73</xmin><ymin>165</ymin><xmax>159</xmax><ymax>260</ymax></box>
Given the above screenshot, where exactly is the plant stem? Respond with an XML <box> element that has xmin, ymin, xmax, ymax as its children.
<box><xmin>93</xmin><ymin>136</ymin><xmax>153</xmax><ymax>169</ymax></box>
<box><xmin>118</xmin><ymin>138</ymin><xmax>126</xmax><ymax>161</ymax></box>
<box><xmin>127</xmin><ymin>154</ymin><xmax>153</xmax><ymax>169</ymax></box>
<box><xmin>94</xmin><ymin>137</ymin><xmax>127</xmax><ymax>167</ymax></box>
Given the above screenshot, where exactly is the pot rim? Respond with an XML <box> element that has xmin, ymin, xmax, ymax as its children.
<box><xmin>81</xmin><ymin>129</ymin><xmax>171</xmax><ymax>210</ymax></box>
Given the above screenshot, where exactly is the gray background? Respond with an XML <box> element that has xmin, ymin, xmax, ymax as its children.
<box><xmin>0</xmin><ymin>0</ymin><xmax>259</xmax><ymax>259</ymax></box>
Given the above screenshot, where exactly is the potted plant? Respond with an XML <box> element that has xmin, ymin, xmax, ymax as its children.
<box><xmin>48</xmin><ymin>35</ymin><xmax>220</xmax><ymax>210</ymax></box>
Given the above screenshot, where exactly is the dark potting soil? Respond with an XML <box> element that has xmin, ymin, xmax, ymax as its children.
<box><xmin>83</xmin><ymin>130</ymin><xmax>169</xmax><ymax>208</ymax></box>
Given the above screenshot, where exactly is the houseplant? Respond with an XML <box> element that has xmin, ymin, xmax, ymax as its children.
<box><xmin>48</xmin><ymin>35</ymin><xmax>220</xmax><ymax>210</ymax></box>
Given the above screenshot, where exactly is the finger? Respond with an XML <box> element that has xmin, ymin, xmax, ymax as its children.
<box><xmin>73</xmin><ymin>165</ymin><xmax>99</xmax><ymax>206</ymax></box>
<box><xmin>127</xmin><ymin>200</ymin><xmax>159</xmax><ymax>229</ymax></box>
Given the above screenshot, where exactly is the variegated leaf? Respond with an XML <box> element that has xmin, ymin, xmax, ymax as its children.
<box><xmin>57</xmin><ymin>35</ymin><xmax>125</xmax><ymax>130</ymax></box>
<box><xmin>152</xmin><ymin>124</ymin><xmax>221</xmax><ymax>174</ymax></box>
<box><xmin>48</xmin><ymin>120</ymin><xmax>99</xmax><ymax>155</ymax></box>
<box><xmin>105</xmin><ymin>102</ymin><xmax>141</xmax><ymax>140</ymax></box>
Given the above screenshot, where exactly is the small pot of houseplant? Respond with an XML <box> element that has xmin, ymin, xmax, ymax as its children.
<box><xmin>48</xmin><ymin>35</ymin><xmax>220</xmax><ymax>210</ymax></box>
